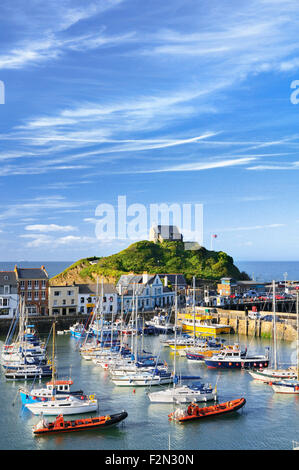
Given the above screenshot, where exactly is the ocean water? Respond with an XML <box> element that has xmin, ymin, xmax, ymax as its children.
<box><xmin>235</xmin><ymin>261</ymin><xmax>299</xmax><ymax>283</ymax></box>
<box><xmin>0</xmin><ymin>333</ymin><xmax>298</xmax><ymax>450</ymax></box>
<box><xmin>0</xmin><ymin>261</ymin><xmax>73</xmax><ymax>279</ymax></box>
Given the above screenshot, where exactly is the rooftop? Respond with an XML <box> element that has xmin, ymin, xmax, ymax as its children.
<box><xmin>15</xmin><ymin>265</ymin><xmax>48</xmax><ymax>280</ymax></box>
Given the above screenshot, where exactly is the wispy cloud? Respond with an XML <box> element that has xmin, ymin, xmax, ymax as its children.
<box><xmin>214</xmin><ymin>223</ymin><xmax>285</xmax><ymax>233</ymax></box>
<box><xmin>25</xmin><ymin>224</ymin><xmax>77</xmax><ymax>232</ymax></box>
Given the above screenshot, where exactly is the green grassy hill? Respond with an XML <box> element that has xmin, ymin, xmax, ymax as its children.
<box><xmin>50</xmin><ymin>240</ymin><xmax>249</xmax><ymax>285</ymax></box>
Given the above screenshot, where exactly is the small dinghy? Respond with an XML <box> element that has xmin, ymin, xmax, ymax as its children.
<box><xmin>33</xmin><ymin>411</ymin><xmax>128</xmax><ymax>435</ymax></box>
<box><xmin>168</xmin><ymin>397</ymin><xmax>246</xmax><ymax>422</ymax></box>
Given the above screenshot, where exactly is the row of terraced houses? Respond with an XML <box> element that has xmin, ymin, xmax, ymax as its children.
<box><xmin>0</xmin><ymin>266</ymin><xmax>187</xmax><ymax>318</ymax></box>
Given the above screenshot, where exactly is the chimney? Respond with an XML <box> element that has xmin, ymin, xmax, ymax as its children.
<box><xmin>164</xmin><ymin>276</ymin><xmax>168</xmax><ymax>287</ymax></box>
<box><xmin>142</xmin><ymin>272</ymin><xmax>149</xmax><ymax>284</ymax></box>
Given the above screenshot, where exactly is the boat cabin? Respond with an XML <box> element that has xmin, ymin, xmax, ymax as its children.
<box><xmin>46</xmin><ymin>380</ymin><xmax>73</xmax><ymax>394</ymax></box>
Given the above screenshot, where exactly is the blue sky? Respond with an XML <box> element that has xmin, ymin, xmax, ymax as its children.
<box><xmin>0</xmin><ymin>0</ymin><xmax>299</xmax><ymax>262</ymax></box>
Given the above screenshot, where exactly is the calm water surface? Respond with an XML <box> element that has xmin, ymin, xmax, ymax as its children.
<box><xmin>0</xmin><ymin>333</ymin><xmax>298</xmax><ymax>450</ymax></box>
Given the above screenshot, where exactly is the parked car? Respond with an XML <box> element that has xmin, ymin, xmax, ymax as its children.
<box><xmin>260</xmin><ymin>314</ymin><xmax>284</xmax><ymax>323</ymax></box>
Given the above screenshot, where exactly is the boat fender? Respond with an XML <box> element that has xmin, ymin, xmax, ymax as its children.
<box><xmin>89</xmin><ymin>395</ymin><xmax>95</xmax><ymax>400</ymax></box>
<box><xmin>105</xmin><ymin>415</ymin><xmax>111</xmax><ymax>421</ymax></box>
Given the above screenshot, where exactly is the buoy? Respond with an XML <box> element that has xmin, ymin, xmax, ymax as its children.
<box><xmin>133</xmin><ymin>389</ymin><xmax>136</xmax><ymax>394</ymax></box>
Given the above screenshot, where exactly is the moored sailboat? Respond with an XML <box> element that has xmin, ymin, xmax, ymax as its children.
<box><xmin>249</xmin><ymin>281</ymin><xmax>297</xmax><ymax>383</ymax></box>
<box><xmin>270</xmin><ymin>291</ymin><xmax>299</xmax><ymax>394</ymax></box>
<box><xmin>148</xmin><ymin>276</ymin><xmax>217</xmax><ymax>403</ymax></box>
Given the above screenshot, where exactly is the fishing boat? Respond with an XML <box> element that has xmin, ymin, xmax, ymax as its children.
<box><xmin>70</xmin><ymin>322</ymin><xmax>86</xmax><ymax>338</ymax></box>
<box><xmin>168</xmin><ymin>398</ymin><xmax>246</xmax><ymax>422</ymax></box>
<box><xmin>20</xmin><ymin>379</ymin><xmax>84</xmax><ymax>405</ymax></box>
<box><xmin>249</xmin><ymin>281</ymin><xmax>297</xmax><ymax>383</ymax></box>
<box><xmin>145</xmin><ymin>315</ymin><xmax>174</xmax><ymax>334</ymax></box>
<box><xmin>179</xmin><ymin>314</ymin><xmax>231</xmax><ymax>337</ymax></box>
<box><xmin>204</xmin><ymin>344</ymin><xmax>270</xmax><ymax>369</ymax></box>
<box><xmin>33</xmin><ymin>411</ymin><xmax>128</xmax><ymax>435</ymax></box>
<box><xmin>185</xmin><ymin>340</ymin><xmax>227</xmax><ymax>361</ymax></box>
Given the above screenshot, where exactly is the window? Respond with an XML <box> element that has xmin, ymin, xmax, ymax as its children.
<box><xmin>62</xmin><ymin>299</ymin><xmax>66</xmax><ymax>305</ymax></box>
<box><xmin>27</xmin><ymin>292</ymin><xmax>32</xmax><ymax>300</ymax></box>
<box><xmin>54</xmin><ymin>291</ymin><xmax>60</xmax><ymax>296</ymax></box>
<box><xmin>4</xmin><ymin>275</ymin><xmax>8</xmax><ymax>281</ymax></box>
<box><xmin>20</xmin><ymin>281</ymin><xmax>25</xmax><ymax>289</ymax></box>
<box><xmin>27</xmin><ymin>280</ymin><xmax>32</xmax><ymax>289</ymax></box>
<box><xmin>41</xmin><ymin>280</ymin><xmax>46</xmax><ymax>289</ymax></box>
<box><xmin>4</xmin><ymin>285</ymin><xmax>10</xmax><ymax>294</ymax></box>
<box><xmin>34</xmin><ymin>280</ymin><xmax>39</xmax><ymax>289</ymax></box>
<box><xmin>27</xmin><ymin>306</ymin><xmax>37</xmax><ymax>315</ymax></box>
<box><xmin>34</xmin><ymin>291</ymin><xmax>39</xmax><ymax>300</ymax></box>
<box><xmin>67</xmin><ymin>290</ymin><xmax>73</xmax><ymax>296</ymax></box>
<box><xmin>80</xmin><ymin>297</ymin><xmax>84</xmax><ymax>303</ymax></box>
<box><xmin>41</xmin><ymin>291</ymin><xmax>46</xmax><ymax>300</ymax></box>
<box><xmin>53</xmin><ymin>300</ymin><xmax>57</xmax><ymax>306</ymax></box>
<box><xmin>0</xmin><ymin>309</ymin><xmax>9</xmax><ymax>316</ymax></box>
<box><xmin>71</xmin><ymin>299</ymin><xmax>75</xmax><ymax>305</ymax></box>
<box><xmin>0</xmin><ymin>298</ymin><xmax>8</xmax><ymax>307</ymax></box>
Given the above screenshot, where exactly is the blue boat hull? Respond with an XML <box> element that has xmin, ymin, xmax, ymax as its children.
<box><xmin>205</xmin><ymin>359</ymin><xmax>269</xmax><ymax>369</ymax></box>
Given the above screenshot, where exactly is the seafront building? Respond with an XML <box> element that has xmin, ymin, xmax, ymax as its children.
<box><xmin>217</xmin><ymin>277</ymin><xmax>267</xmax><ymax>297</ymax></box>
<box><xmin>48</xmin><ymin>284</ymin><xmax>79</xmax><ymax>316</ymax></box>
<box><xmin>78</xmin><ymin>283</ymin><xmax>118</xmax><ymax>315</ymax></box>
<box><xmin>116</xmin><ymin>273</ymin><xmax>175</xmax><ymax>312</ymax></box>
<box><xmin>15</xmin><ymin>265</ymin><xmax>49</xmax><ymax>316</ymax></box>
<box><xmin>0</xmin><ymin>271</ymin><xmax>18</xmax><ymax>318</ymax></box>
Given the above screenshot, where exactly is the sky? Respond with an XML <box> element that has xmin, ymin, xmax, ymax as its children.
<box><xmin>0</xmin><ymin>0</ymin><xmax>299</xmax><ymax>262</ymax></box>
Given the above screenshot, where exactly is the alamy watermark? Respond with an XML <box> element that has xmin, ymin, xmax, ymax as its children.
<box><xmin>0</xmin><ymin>81</ymin><xmax>4</xmax><ymax>104</ymax></box>
<box><xmin>93</xmin><ymin>196</ymin><xmax>203</xmax><ymax>249</ymax></box>
<box><xmin>290</xmin><ymin>80</ymin><xmax>299</xmax><ymax>104</ymax></box>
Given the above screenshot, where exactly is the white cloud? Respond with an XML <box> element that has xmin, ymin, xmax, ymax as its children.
<box><xmin>25</xmin><ymin>224</ymin><xmax>77</xmax><ymax>232</ymax></box>
<box><xmin>214</xmin><ymin>223</ymin><xmax>285</xmax><ymax>233</ymax></box>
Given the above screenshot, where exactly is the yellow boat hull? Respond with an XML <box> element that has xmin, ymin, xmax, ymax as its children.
<box><xmin>181</xmin><ymin>324</ymin><xmax>231</xmax><ymax>336</ymax></box>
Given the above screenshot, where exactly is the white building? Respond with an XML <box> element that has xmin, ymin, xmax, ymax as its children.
<box><xmin>0</xmin><ymin>271</ymin><xmax>18</xmax><ymax>318</ymax></box>
<box><xmin>116</xmin><ymin>273</ymin><xmax>175</xmax><ymax>312</ymax></box>
<box><xmin>78</xmin><ymin>283</ymin><xmax>118</xmax><ymax>315</ymax></box>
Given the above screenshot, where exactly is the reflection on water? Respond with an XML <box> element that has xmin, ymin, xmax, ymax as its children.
<box><xmin>0</xmin><ymin>333</ymin><xmax>298</xmax><ymax>450</ymax></box>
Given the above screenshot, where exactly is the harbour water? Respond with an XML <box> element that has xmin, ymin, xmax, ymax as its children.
<box><xmin>0</xmin><ymin>333</ymin><xmax>298</xmax><ymax>450</ymax></box>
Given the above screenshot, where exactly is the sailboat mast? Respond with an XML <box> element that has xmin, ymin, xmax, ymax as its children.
<box><xmin>120</xmin><ymin>286</ymin><xmax>123</xmax><ymax>351</ymax></box>
<box><xmin>273</xmin><ymin>280</ymin><xmax>277</xmax><ymax>370</ymax></box>
<box><xmin>52</xmin><ymin>321</ymin><xmax>56</xmax><ymax>385</ymax></box>
<box><xmin>173</xmin><ymin>276</ymin><xmax>178</xmax><ymax>389</ymax></box>
<box><xmin>135</xmin><ymin>290</ymin><xmax>138</xmax><ymax>361</ymax></box>
<box><xmin>192</xmin><ymin>276</ymin><xmax>196</xmax><ymax>345</ymax></box>
<box><xmin>296</xmin><ymin>290</ymin><xmax>299</xmax><ymax>379</ymax></box>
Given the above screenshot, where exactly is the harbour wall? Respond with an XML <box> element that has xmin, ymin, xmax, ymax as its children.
<box><xmin>0</xmin><ymin>309</ymin><xmax>297</xmax><ymax>341</ymax></box>
<box><xmin>214</xmin><ymin>310</ymin><xmax>297</xmax><ymax>342</ymax></box>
